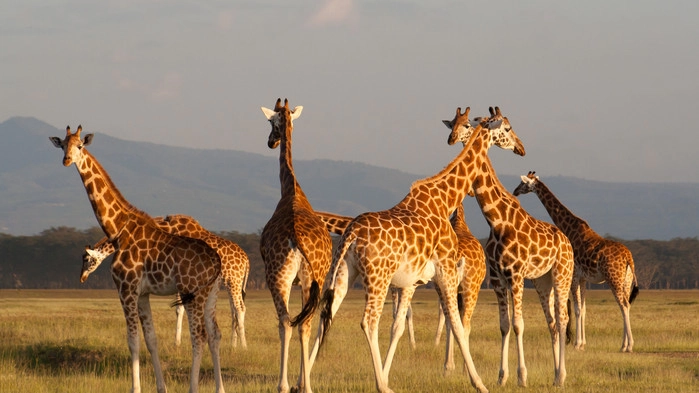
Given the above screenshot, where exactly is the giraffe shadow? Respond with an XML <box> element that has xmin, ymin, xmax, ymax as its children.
<box><xmin>168</xmin><ymin>366</ymin><xmax>277</xmax><ymax>385</ymax></box>
<box><xmin>14</xmin><ymin>341</ymin><xmax>129</xmax><ymax>377</ymax></box>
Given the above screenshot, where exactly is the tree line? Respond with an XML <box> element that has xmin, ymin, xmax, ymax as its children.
<box><xmin>0</xmin><ymin>227</ymin><xmax>696</xmax><ymax>290</ymax></box>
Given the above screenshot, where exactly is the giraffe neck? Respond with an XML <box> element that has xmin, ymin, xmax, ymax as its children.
<box><xmin>75</xmin><ymin>149</ymin><xmax>145</xmax><ymax>239</ymax></box>
<box><xmin>451</xmin><ymin>204</ymin><xmax>472</xmax><ymax>234</ymax></box>
<box><xmin>398</xmin><ymin>126</ymin><xmax>490</xmax><ymax>218</ymax></box>
<box><xmin>278</xmin><ymin>117</ymin><xmax>309</xmax><ymax>202</ymax></box>
<box><xmin>470</xmin><ymin>150</ymin><xmax>524</xmax><ymax>231</ymax></box>
<box><xmin>533</xmin><ymin>180</ymin><xmax>588</xmax><ymax>236</ymax></box>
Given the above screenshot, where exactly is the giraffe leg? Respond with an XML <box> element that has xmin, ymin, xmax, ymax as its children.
<box><xmin>309</xmin><ymin>256</ymin><xmax>356</xmax><ymax>370</ymax></box>
<box><xmin>295</xmin><ymin>273</ymin><xmax>318</xmax><ymax>393</ymax></box>
<box><xmin>443</xmin><ymin>304</ymin><xmax>456</xmax><ymax>372</ymax></box>
<box><xmin>491</xmin><ymin>272</ymin><xmax>512</xmax><ymax>386</ymax></box>
<box><xmin>406</xmin><ymin>304</ymin><xmax>416</xmax><ymax>350</ymax></box>
<box><xmin>120</xmin><ymin>294</ymin><xmax>146</xmax><ymax>393</ymax></box>
<box><xmin>228</xmin><ymin>283</ymin><xmax>247</xmax><ymax>349</ymax></box>
<box><xmin>434</xmin><ymin>303</ymin><xmax>446</xmax><ymax>347</ymax></box>
<box><xmin>184</xmin><ymin>295</ymin><xmax>209</xmax><ymax>393</ymax></box>
<box><xmin>383</xmin><ymin>286</ymin><xmax>416</xmax><ymax>378</ymax></box>
<box><xmin>175</xmin><ymin>294</ymin><xmax>185</xmax><ymax>347</ymax></box>
<box><xmin>579</xmin><ymin>281</ymin><xmax>588</xmax><ymax>350</ymax></box>
<box><xmin>612</xmin><ymin>275</ymin><xmax>634</xmax><ymax>352</ymax></box>
<box><xmin>434</xmin><ymin>279</ymin><xmax>488</xmax><ymax>393</ymax></box>
<box><xmin>553</xmin><ymin>274</ymin><xmax>570</xmax><ymax>387</ymax></box>
<box><xmin>136</xmin><ymin>294</ymin><xmax>167</xmax><ymax>393</ymax></box>
<box><xmin>270</xmin><ymin>284</ymin><xmax>293</xmax><ymax>393</ymax></box>
<box><xmin>570</xmin><ymin>278</ymin><xmax>584</xmax><ymax>350</ymax></box>
<box><xmin>459</xmin><ymin>278</ymin><xmax>482</xmax><ymax>375</ymax></box>
<box><xmin>510</xmin><ymin>279</ymin><xmax>529</xmax><ymax>388</ymax></box>
<box><xmin>361</xmin><ymin>281</ymin><xmax>393</xmax><ymax>393</ymax></box>
<box><xmin>204</xmin><ymin>283</ymin><xmax>225</xmax><ymax>393</ymax></box>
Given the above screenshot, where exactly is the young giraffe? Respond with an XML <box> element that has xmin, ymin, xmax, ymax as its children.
<box><xmin>435</xmin><ymin>203</ymin><xmax>487</xmax><ymax>372</ymax></box>
<box><xmin>259</xmin><ymin>98</ymin><xmax>333</xmax><ymax>393</ymax></box>
<box><xmin>448</xmin><ymin>108</ymin><xmax>575</xmax><ymax>388</ymax></box>
<box><xmin>81</xmin><ymin>214</ymin><xmax>250</xmax><ymax>349</ymax></box>
<box><xmin>50</xmin><ymin>126</ymin><xmax>225</xmax><ymax>393</ymax></box>
<box><xmin>513</xmin><ymin>171</ymin><xmax>639</xmax><ymax>352</ymax></box>
<box><xmin>314</xmin><ymin>107</ymin><xmax>526</xmax><ymax>393</ymax></box>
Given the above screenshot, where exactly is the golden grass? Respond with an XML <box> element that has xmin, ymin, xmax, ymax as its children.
<box><xmin>1</xmin><ymin>288</ymin><xmax>697</xmax><ymax>392</ymax></box>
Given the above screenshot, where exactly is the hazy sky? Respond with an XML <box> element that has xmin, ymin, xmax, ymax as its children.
<box><xmin>3</xmin><ymin>0</ymin><xmax>698</xmax><ymax>183</ymax></box>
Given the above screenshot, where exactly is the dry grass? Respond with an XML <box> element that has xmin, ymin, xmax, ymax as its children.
<box><xmin>1</xmin><ymin>288</ymin><xmax>697</xmax><ymax>392</ymax></box>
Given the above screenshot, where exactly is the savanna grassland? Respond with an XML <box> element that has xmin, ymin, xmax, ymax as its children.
<box><xmin>1</xmin><ymin>289</ymin><xmax>697</xmax><ymax>393</ymax></box>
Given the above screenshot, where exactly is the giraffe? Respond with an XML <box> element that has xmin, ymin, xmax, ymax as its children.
<box><xmin>435</xmin><ymin>203</ymin><xmax>487</xmax><ymax>372</ymax></box>
<box><xmin>317</xmin><ymin>211</ymin><xmax>419</xmax><ymax>349</ymax></box>
<box><xmin>50</xmin><ymin>126</ymin><xmax>225</xmax><ymax>393</ymax></box>
<box><xmin>313</xmin><ymin>107</ymin><xmax>526</xmax><ymax>393</ymax></box>
<box><xmin>513</xmin><ymin>171</ymin><xmax>639</xmax><ymax>352</ymax></box>
<box><xmin>259</xmin><ymin>98</ymin><xmax>333</xmax><ymax>393</ymax></box>
<box><xmin>447</xmin><ymin>108</ymin><xmax>575</xmax><ymax>388</ymax></box>
<box><xmin>81</xmin><ymin>213</ymin><xmax>250</xmax><ymax>349</ymax></box>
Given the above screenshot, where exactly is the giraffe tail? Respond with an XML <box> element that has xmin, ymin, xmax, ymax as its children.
<box><xmin>172</xmin><ymin>292</ymin><xmax>194</xmax><ymax>307</ymax></box>
<box><xmin>566</xmin><ymin>297</ymin><xmax>573</xmax><ymax>345</ymax></box>
<box><xmin>290</xmin><ymin>280</ymin><xmax>320</xmax><ymax>327</ymax></box>
<box><xmin>317</xmin><ymin>230</ymin><xmax>356</xmax><ymax>349</ymax></box>
<box><xmin>242</xmin><ymin>261</ymin><xmax>250</xmax><ymax>302</ymax></box>
<box><xmin>628</xmin><ymin>254</ymin><xmax>639</xmax><ymax>304</ymax></box>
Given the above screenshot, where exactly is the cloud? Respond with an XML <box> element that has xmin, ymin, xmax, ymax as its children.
<box><xmin>307</xmin><ymin>0</ymin><xmax>357</xmax><ymax>27</ymax></box>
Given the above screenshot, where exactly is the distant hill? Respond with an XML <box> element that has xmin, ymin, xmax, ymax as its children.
<box><xmin>1</xmin><ymin>116</ymin><xmax>697</xmax><ymax>240</ymax></box>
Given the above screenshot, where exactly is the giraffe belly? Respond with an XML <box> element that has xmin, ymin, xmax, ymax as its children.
<box><xmin>391</xmin><ymin>259</ymin><xmax>435</xmax><ymax>288</ymax></box>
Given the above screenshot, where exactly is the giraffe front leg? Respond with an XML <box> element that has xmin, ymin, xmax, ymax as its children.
<box><xmin>136</xmin><ymin>295</ymin><xmax>167</xmax><ymax>393</ymax></box>
<box><xmin>121</xmin><ymin>295</ymin><xmax>146</xmax><ymax>393</ymax></box>
<box><xmin>435</xmin><ymin>281</ymin><xmax>488</xmax><ymax>393</ymax></box>
<box><xmin>184</xmin><ymin>296</ymin><xmax>209</xmax><ymax>393</ymax></box>
<box><xmin>570</xmin><ymin>278</ymin><xmax>584</xmax><ymax>350</ymax></box>
<box><xmin>491</xmin><ymin>274</ymin><xmax>512</xmax><ymax>386</ymax></box>
<box><xmin>510</xmin><ymin>283</ymin><xmax>528</xmax><ymax>387</ymax></box>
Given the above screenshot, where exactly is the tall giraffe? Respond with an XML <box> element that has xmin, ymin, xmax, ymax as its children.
<box><xmin>260</xmin><ymin>98</ymin><xmax>333</xmax><ymax>393</ymax></box>
<box><xmin>314</xmin><ymin>107</ymin><xmax>526</xmax><ymax>393</ymax></box>
<box><xmin>448</xmin><ymin>108</ymin><xmax>575</xmax><ymax>388</ymax></box>
<box><xmin>50</xmin><ymin>126</ymin><xmax>225</xmax><ymax>393</ymax></box>
<box><xmin>513</xmin><ymin>171</ymin><xmax>639</xmax><ymax>352</ymax></box>
<box><xmin>81</xmin><ymin>214</ymin><xmax>250</xmax><ymax>349</ymax></box>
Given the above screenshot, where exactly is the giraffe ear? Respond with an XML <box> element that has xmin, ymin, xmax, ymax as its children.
<box><xmin>290</xmin><ymin>106</ymin><xmax>303</xmax><ymax>120</ymax></box>
<box><xmin>49</xmin><ymin>136</ymin><xmax>63</xmax><ymax>148</ymax></box>
<box><xmin>261</xmin><ymin>106</ymin><xmax>276</xmax><ymax>120</ymax></box>
<box><xmin>83</xmin><ymin>133</ymin><xmax>94</xmax><ymax>146</ymax></box>
<box><xmin>520</xmin><ymin>175</ymin><xmax>530</xmax><ymax>183</ymax></box>
<box><xmin>442</xmin><ymin>120</ymin><xmax>452</xmax><ymax>129</ymax></box>
<box><xmin>85</xmin><ymin>248</ymin><xmax>101</xmax><ymax>258</ymax></box>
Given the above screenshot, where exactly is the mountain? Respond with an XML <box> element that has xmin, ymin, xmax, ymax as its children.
<box><xmin>1</xmin><ymin>117</ymin><xmax>697</xmax><ymax>240</ymax></box>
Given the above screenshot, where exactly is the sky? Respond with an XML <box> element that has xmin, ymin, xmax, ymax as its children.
<box><xmin>2</xmin><ymin>0</ymin><xmax>698</xmax><ymax>183</ymax></box>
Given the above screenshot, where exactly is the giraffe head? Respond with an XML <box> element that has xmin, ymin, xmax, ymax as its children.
<box><xmin>260</xmin><ymin>98</ymin><xmax>303</xmax><ymax>149</ymax></box>
<box><xmin>49</xmin><ymin>125</ymin><xmax>94</xmax><ymax>167</ymax></box>
<box><xmin>512</xmin><ymin>170</ymin><xmax>539</xmax><ymax>196</ymax></box>
<box><xmin>443</xmin><ymin>106</ymin><xmax>526</xmax><ymax>156</ymax></box>
<box><xmin>80</xmin><ymin>245</ymin><xmax>107</xmax><ymax>283</ymax></box>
